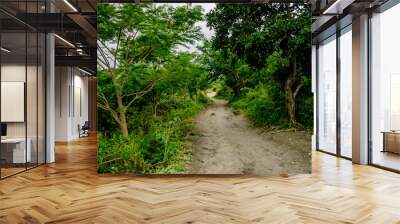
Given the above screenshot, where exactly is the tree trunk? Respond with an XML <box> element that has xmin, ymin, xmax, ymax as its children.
<box><xmin>119</xmin><ymin>112</ymin><xmax>129</xmax><ymax>137</ymax></box>
<box><xmin>113</xmin><ymin>71</ymin><xmax>129</xmax><ymax>137</ymax></box>
<box><xmin>285</xmin><ymin>78</ymin><xmax>296</xmax><ymax>125</ymax></box>
<box><xmin>285</xmin><ymin>56</ymin><xmax>303</xmax><ymax>126</ymax></box>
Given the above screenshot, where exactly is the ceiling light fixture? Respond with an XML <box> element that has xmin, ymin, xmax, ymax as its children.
<box><xmin>63</xmin><ymin>0</ymin><xmax>78</xmax><ymax>12</ymax></box>
<box><xmin>78</xmin><ymin>67</ymin><xmax>92</xmax><ymax>76</ymax></box>
<box><xmin>1</xmin><ymin>47</ymin><xmax>11</xmax><ymax>53</ymax></box>
<box><xmin>54</xmin><ymin>34</ymin><xmax>75</xmax><ymax>48</ymax></box>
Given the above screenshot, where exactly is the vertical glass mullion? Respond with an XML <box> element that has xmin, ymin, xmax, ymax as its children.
<box><xmin>0</xmin><ymin>21</ymin><xmax>2</xmax><ymax>180</ymax></box>
<box><xmin>367</xmin><ymin>12</ymin><xmax>373</xmax><ymax>165</ymax></box>
<box><xmin>336</xmin><ymin>29</ymin><xmax>341</xmax><ymax>157</ymax></box>
<box><xmin>316</xmin><ymin>44</ymin><xmax>319</xmax><ymax>151</ymax></box>
<box><xmin>25</xmin><ymin>0</ymin><xmax>28</xmax><ymax>171</ymax></box>
<box><xmin>37</xmin><ymin>1</ymin><xmax>39</xmax><ymax>167</ymax></box>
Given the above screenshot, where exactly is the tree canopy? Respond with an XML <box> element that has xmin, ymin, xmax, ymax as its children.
<box><xmin>97</xmin><ymin>4</ymin><xmax>206</xmax><ymax>137</ymax></box>
<box><xmin>205</xmin><ymin>4</ymin><xmax>311</xmax><ymax>126</ymax></box>
<box><xmin>97</xmin><ymin>3</ymin><xmax>313</xmax><ymax>174</ymax></box>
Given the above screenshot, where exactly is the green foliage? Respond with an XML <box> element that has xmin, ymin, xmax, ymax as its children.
<box><xmin>97</xmin><ymin>3</ymin><xmax>206</xmax><ymax>136</ymax></box>
<box><xmin>296</xmin><ymin>75</ymin><xmax>313</xmax><ymax>128</ymax></box>
<box><xmin>98</xmin><ymin>93</ymin><xmax>210</xmax><ymax>174</ymax></box>
<box><xmin>210</xmin><ymin>80</ymin><xmax>233</xmax><ymax>99</ymax></box>
<box><xmin>97</xmin><ymin>3</ymin><xmax>314</xmax><ymax>175</ymax></box>
<box><xmin>97</xmin><ymin>4</ymin><xmax>211</xmax><ymax>174</ymax></box>
<box><xmin>231</xmin><ymin>85</ymin><xmax>286</xmax><ymax>127</ymax></box>
<box><xmin>97</xmin><ymin>133</ymin><xmax>148</xmax><ymax>173</ymax></box>
<box><xmin>205</xmin><ymin>4</ymin><xmax>312</xmax><ymax>128</ymax></box>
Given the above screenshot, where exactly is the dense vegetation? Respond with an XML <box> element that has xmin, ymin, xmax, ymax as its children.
<box><xmin>97</xmin><ymin>3</ymin><xmax>312</xmax><ymax>174</ymax></box>
<box><xmin>206</xmin><ymin>4</ymin><xmax>312</xmax><ymax>128</ymax></box>
<box><xmin>97</xmin><ymin>4</ymin><xmax>210</xmax><ymax>173</ymax></box>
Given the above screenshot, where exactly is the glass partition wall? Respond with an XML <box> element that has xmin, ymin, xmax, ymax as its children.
<box><xmin>370</xmin><ymin>3</ymin><xmax>400</xmax><ymax>171</ymax></box>
<box><xmin>0</xmin><ymin>2</ymin><xmax>46</xmax><ymax>179</ymax></box>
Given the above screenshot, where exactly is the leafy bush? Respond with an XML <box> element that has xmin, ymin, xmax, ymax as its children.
<box><xmin>97</xmin><ymin>134</ymin><xmax>148</xmax><ymax>173</ymax></box>
<box><xmin>231</xmin><ymin>85</ymin><xmax>285</xmax><ymax>127</ymax></box>
<box><xmin>98</xmin><ymin>92</ymin><xmax>210</xmax><ymax>174</ymax></box>
<box><xmin>296</xmin><ymin>96</ymin><xmax>313</xmax><ymax>128</ymax></box>
<box><xmin>215</xmin><ymin>83</ymin><xmax>234</xmax><ymax>99</ymax></box>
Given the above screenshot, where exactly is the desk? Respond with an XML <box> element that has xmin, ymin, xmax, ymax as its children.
<box><xmin>382</xmin><ymin>131</ymin><xmax>400</xmax><ymax>154</ymax></box>
<box><xmin>1</xmin><ymin>138</ymin><xmax>31</xmax><ymax>163</ymax></box>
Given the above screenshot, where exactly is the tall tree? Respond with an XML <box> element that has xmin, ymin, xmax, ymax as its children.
<box><xmin>206</xmin><ymin>4</ymin><xmax>311</xmax><ymax>125</ymax></box>
<box><xmin>97</xmin><ymin>4</ymin><xmax>203</xmax><ymax>137</ymax></box>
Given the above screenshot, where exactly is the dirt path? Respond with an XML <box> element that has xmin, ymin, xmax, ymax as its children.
<box><xmin>189</xmin><ymin>95</ymin><xmax>311</xmax><ymax>176</ymax></box>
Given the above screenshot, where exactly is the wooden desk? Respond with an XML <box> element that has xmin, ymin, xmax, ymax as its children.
<box><xmin>382</xmin><ymin>131</ymin><xmax>400</xmax><ymax>154</ymax></box>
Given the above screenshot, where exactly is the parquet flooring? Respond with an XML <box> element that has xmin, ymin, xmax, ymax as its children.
<box><xmin>1</xmin><ymin>135</ymin><xmax>400</xmax><ymax>223</ymax></box>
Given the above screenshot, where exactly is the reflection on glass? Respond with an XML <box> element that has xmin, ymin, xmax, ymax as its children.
<box><xmin>318</xmin><ymin>35</ymin><xmax>337</xmax><ymax>154</ymax></box>
<box><xmin>340</xmin><ymin>27</ymin><xmax>352</xmax><ymax>158</ymax></box>
<box><xmin>371</xmin><ymin>3</ymin><xmax>400</xmax><ymax>171</ymax></box>
<box><xmin>1</xmin><ymin>31</ymin><xmax>27</xmax><ymax>177</ymax></box>
<box><xmin>0</xmin><ymin>0</ymin><xmax>47</xmax><ymax>179</ymax></box>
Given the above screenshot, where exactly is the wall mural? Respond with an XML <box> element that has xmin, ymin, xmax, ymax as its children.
<box><xmin>97</xmin><ymin>3</ymin><xmax>312</xmax><ymax>175</ymax></box>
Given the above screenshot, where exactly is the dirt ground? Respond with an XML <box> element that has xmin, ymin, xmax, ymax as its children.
<box><xmin>188</xmin><ymin>95</ymin><xmax>311</xmax><ymax>176</ymax></box>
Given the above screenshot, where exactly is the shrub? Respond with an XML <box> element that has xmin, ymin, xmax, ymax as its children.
<box><xmin>97</xmin><ymin>134</ymin><xmax>148</xmax><ymax>173</ymax></box>
<box><xmin>231</xmin><ymin>85</ymin><xmax>286</xmax><ymax>127</ymax></box>
<box><xmin>296</xmin><ymin>95</ymin><xmax>313</xmax><ymax>128</ymax></box>
<box><xmin>216</xmin><ymin>84</ymin><xmax>234</xmax><ymax>99</ymax></box>
<box><xmin>98</xmin><ymin>92</ymin><xmax>210</xmax><ymax>174</ymax></box>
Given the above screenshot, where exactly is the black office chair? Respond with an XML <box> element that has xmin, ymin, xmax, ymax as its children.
<box><xmin>79</xmin><ymin>121</ymin><xmax>90</xmax><ymax>138</ymax></box>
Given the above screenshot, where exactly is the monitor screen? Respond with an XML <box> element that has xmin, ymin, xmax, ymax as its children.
<box><xmin>1</xmin><ymin>123</ymin><xmax>7</xmax><ymax>137</ymax></box>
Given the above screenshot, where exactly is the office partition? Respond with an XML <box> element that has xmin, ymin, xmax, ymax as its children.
<box><xmin>0</xmin><ymin>0</ymin><xmax>47</xmax><ymax>179</ymax></box>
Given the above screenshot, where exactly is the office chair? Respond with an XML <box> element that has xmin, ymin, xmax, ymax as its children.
<box><xmin>79</xmin><ymin>121</ymin><xmax>90</xmax><ymax>138</ymax></box>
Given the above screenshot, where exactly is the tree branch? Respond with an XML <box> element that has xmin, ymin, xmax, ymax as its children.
<box><xmin>125</xmin><ymin>79</ymin><xmax>159</xmax><ymax>109</ymax></box>
<box><xmin>97</xmin><ymin>45</ymin><xmax>112</xmax><ymax>70</ymax></box>
<box><xmin>113</xmin><ymin>28</ymin><xmax>122</xmax><ymax>69</ymax></box>
<box><xmin>293</xmin><ymin>78</ymin><xmax>304</xmax><ymax>98</ymax></box>
<box><xmin>98</xmin><ymin>90</ymin><xmax>120</xmax><ymax>125</ymax></box>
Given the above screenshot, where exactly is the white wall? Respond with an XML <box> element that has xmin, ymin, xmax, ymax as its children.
<box><xmin>55</xmin><ymin>67</ymin><xmax>89</xmax><ymax>141</ymax></box>
<box><xmin>55</xmin><ymin>66</ymin><xmax>70</xmax><ymax>141</ymax></box>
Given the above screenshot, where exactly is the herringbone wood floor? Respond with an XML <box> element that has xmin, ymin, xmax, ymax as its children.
<box><xmin>1</xmin><ymin>136</ymin><xmax>400</xmax><ymax>224</ymax></box>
